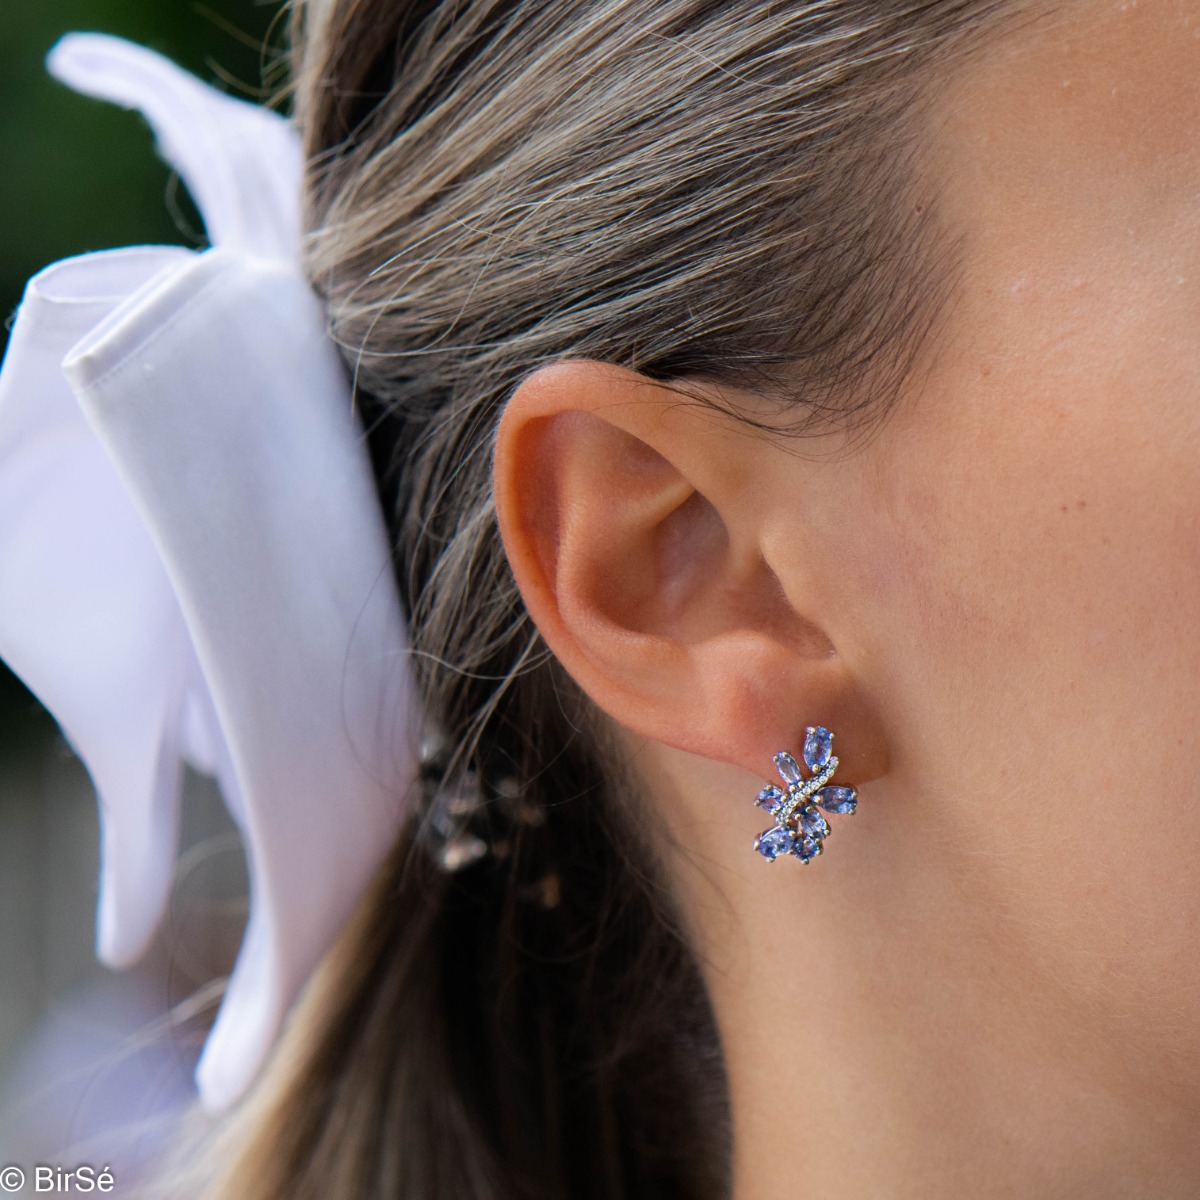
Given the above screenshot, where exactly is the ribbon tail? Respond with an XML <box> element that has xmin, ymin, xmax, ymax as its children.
<box><xmin>47</xmin><ymin>33</ymin><xmax>303</xmax><ymax>261</ymax></box>
<box><xmin>62</xmin><ymin>249</ymin><xmax>416</xmax><ymax>1111</ymax></box>
<box><xmin>0</xmin><ymin>247</ymin><xmax>200</xmax><ymax>966</ymax></box>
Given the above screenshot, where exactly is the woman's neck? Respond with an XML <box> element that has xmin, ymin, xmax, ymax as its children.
<box><xmin>648</xmin><ymin>751</ymin><xmax>1200</xmax><ymax>1200</ymax></box>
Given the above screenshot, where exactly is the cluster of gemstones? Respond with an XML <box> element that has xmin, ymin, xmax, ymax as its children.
<box><xmin>753</xmin><ymin>725</ymin><xmax>858</xmax><ymax>863</ymax></box>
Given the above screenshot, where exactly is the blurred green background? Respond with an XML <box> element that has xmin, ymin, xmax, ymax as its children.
<box><xmin>0</xmin><ymin>0</ymin><xmax>286</xmax><ymax>750</ymax></box>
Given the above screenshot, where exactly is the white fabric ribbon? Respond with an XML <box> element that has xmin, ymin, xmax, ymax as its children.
<box><xmin>0</xmin><ymin>34</ymin><xmax>417</xmax><ymax>1111</ymax></box>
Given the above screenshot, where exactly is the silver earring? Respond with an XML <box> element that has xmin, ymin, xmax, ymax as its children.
<box><xmin>752</xmin><ymin>725</ymin><xmax>858</xmax><ymax>863</ymax></box>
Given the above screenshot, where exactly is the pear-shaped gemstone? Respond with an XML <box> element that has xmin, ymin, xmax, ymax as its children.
<box><xmin>754</xmin><ymin>827</ymin><xmax>794</xmax><ymax>861</ymax></box>
<box><xmin>799</xmin><ymin>807</ymin><xmax>830</xmax><ymax>839</ymax></box>
<box><xmin>803</xmin><ymin>726</ymin><xmax>833</xmax><ymax>772</ymax></box>
<box><xmin>815</xmin><ymin>785</ymin><xmax>857</xmax><ymax>815</ymax></box>
<box><xmin>792</xmin><ymin>835</ymin><xmax>821</xmax><ymax>863</ymax></box>
<box><xmin>756</xmin><ymin>785</ymin><xmax>785</xmax><ymax>813</ymax></box>
<box><xmin>773</xmin><ymin>751</ymin><xmax>803</xmax><ymax>785</ymax></box>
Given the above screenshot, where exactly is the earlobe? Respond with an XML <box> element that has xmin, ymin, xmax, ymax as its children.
<box><xmin>493</xmin><ymin>360</ymin><xmax>888</xmax><ymax>783</ymax></box>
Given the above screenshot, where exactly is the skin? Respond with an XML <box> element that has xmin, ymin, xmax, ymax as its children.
<box><xmin>494</xmin><ymin>0</ymin><xmax>1200</xmax><ymax>1195</ymax></box>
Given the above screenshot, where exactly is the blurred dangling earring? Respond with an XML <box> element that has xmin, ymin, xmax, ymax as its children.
<box><xmin>752</xmin><ymin>725</ymin><xmax>859</xmax><ymax>863</ymax></box>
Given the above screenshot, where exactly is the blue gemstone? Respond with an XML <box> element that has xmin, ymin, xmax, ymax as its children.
<box><xmin>791</xmin><ymin>835</ymin><xmax>821</xmax><ymax>863</ymax></box>
<box><xmin>773</xmin><ymin>752</ymin><xmax>803</xmax><ymax>785</ymax></box>
<box><xmin>799</xmin><ymin>807</ymin><xmax>830</xmax><ymax>839</ymax></box>
<box><xmin>756</xmin><ymin>785</ymin><xmax>785</xmax><ymax>813</ymax></box>
<box><xmin>754</xmin><ymin>826</ymin><xmax>794</xmax><ymax>861</ymax></box>
<box><xmin>803</xmin><ymin>726</ymin><xmax>833</xmax><ymax>772</ymax></box>
<box><xmin>815</xmin><ymin>785</ymin><xmax>857</xmax><ymax>815</ymax></box>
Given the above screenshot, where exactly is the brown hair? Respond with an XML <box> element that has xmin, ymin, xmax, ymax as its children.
<box><xmin>176</xmin><ymin>2</ymin><xmax>1033</xmax><ymax>1196</ymax></box>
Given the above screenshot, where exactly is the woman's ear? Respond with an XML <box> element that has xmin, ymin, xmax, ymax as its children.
<box><xmin>493</xmin><ymin>360</ymin><xmax>887</xmax><ymax>781</ymax></box>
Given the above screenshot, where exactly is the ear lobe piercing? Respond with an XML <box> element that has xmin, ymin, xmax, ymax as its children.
<box><xmin>753</xmin><ymin>725</ymin><xmax>858</xmax><ymax>863</ymax></box>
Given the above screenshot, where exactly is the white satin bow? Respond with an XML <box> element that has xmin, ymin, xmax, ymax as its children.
<box><xmin>0</xmin><ymin>33</ymin><xmax>417</xmax><ymax>1111</ymax></box>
